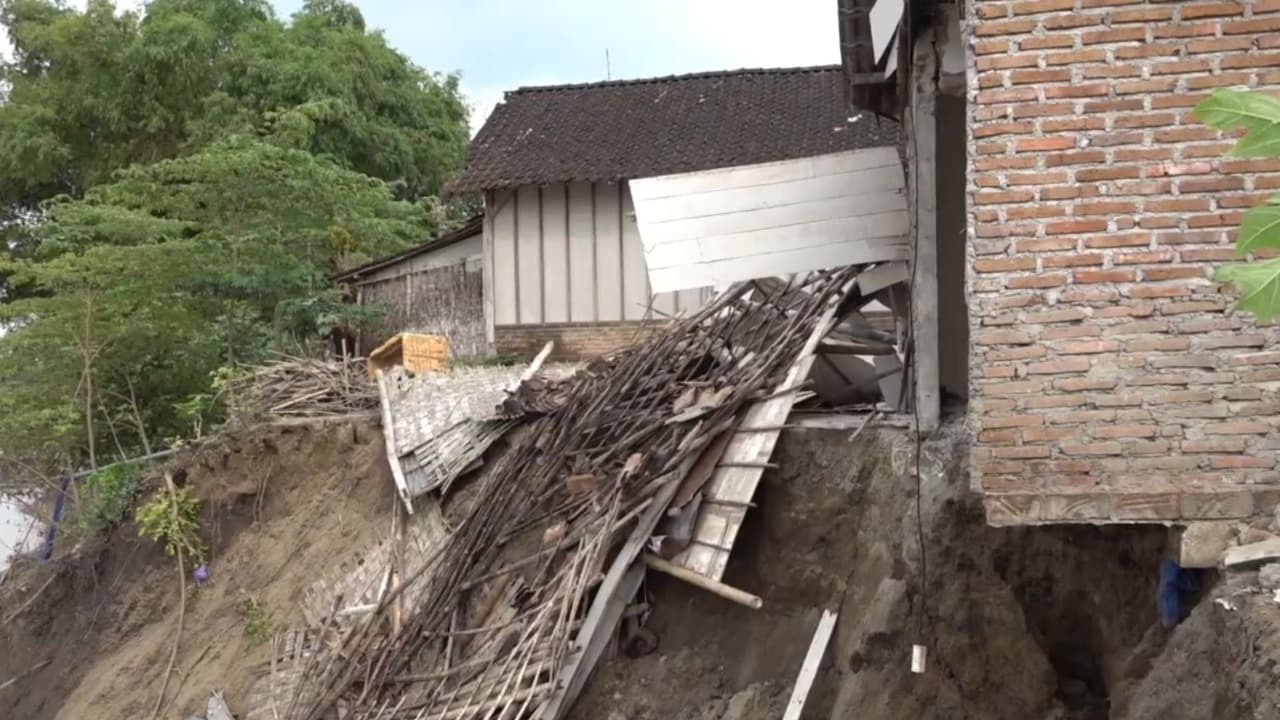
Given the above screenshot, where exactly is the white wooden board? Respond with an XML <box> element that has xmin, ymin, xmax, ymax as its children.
<box><xmin>632</xmin><ymin>149</ymin><xmax>908</xmax><ymax>294</ymax></box>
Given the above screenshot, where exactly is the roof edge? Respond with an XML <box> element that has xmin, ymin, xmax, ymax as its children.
<box><xmin>332</xmin><ymin>214</ymin><xmax>484</xmax><ymax>283</ymax></box>
<box><xmin>506</xmin><ymin>64</ymin><xmax>844</xmax><ymax>97</ymax></box>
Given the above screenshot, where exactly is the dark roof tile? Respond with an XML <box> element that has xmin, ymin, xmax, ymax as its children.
<box><xmin>445</xmin><ymin>65</ymin><xmax>901</xmax><ymax>193</ymax></box>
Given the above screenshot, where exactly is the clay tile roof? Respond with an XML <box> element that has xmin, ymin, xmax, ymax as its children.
<box><xmin>444</xmin><ymin>65</ymin><xmax>901</xmax><ymax>194</ymax></box>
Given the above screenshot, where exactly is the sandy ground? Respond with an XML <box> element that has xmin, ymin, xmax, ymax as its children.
<box><xmin>0</xmin><ymin>417</ymin><xmax>393</xmax><ymax>720</ymax></box>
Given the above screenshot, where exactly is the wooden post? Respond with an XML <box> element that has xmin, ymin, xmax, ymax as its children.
<box><xmin>483</xmin><ymin>190</ymin><xmax>498</xmax><ymax>351</ymax></box>
<box><xmin>909</xmin><ymin>28</ymin><xmax>941</xmax><ymax>435</ymax></box>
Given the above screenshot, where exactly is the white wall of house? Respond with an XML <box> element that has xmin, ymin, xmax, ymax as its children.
<box><xmin>359</xmin><ymin>234</ymin><xmax>482</xmax><ymax>284</ymax></box>
<box><xmin>484</xmin><ymin>182</ymin><xmax>708</xmax><ymax>335</ymax></box>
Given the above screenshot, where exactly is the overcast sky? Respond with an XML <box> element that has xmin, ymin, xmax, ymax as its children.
<box><xmin>4</xmin><ymin>0</ymin><xmax>841</xmax><ymax>132</ymax></box>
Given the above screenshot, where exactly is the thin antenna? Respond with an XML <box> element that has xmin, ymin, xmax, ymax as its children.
<box><xmin>605</xmin><ymin>49</ymin><xmax>611</xmax><ymax>80</ymax></box>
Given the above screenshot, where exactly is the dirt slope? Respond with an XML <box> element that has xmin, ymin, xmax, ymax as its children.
<box><xmin>572</xmin><ymin>420</ymin><xmax>1271</xmax><ymax>720</ymax></box>
<box><xmin>0</xmin><ymin>417</ymin><xmax>393</xmax><ymax>720</ymax></box>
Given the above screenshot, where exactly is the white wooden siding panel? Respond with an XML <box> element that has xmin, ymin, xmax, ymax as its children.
<box><xmin>541</xmin><ymin>183</ymin><xmax>570</xmax><ymax>323</ymax></box>
<box><xmin>628</xmin><ymin>146</ymin><xmax>899</xmax><ymax>200</ymax></box>
<box><xmin>594</xmin><ymin>183</ymin><xmax>624</xmax><ymax>321</ymax></box>
<box><xmin>621</xmin><ymin>187</ymin><xmax>650</xmax><ymax>321</ymax></box>
<box><xmin>647</xmin><ymin>237</ymin><xmax>909</xmax><ymax>294</ymax></box>
<box><xmin>635</xmin><ymin>169</ymin><xmax>904</xmax><ymax>228</ymax></box>
<box><xmin>567</xmin><ymin>182</ymin><xmax>597</xmax><ymax>322</ymax></box>
<box><xmin>515</xmin><ymin>186</ymin><xmax>543</xmax><ymax>323</ymax></box>
<box><xmin>491</xmin><ymin>189</ymin><xmax>518</xmax><ymax>325</ymax></box>
<box><xmin>631</xmin><ymin>149</ymin><xmax>908</xmax><ymax>294</ymax></box>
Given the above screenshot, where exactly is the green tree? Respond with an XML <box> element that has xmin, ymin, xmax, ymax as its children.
<box><xmin>0</xmin><ymin>0</ymin><xmax>468</xmax><ymax>247</ymax></box>
<box><xmin>1195</xmin><ymin>89</ymin><xmax>1280</xmax><ymax>321</ymax></box>
<box><xmin>0</xmin><ymin>138</ymin><xmax>426</xmax><ymax>467</ymax></box>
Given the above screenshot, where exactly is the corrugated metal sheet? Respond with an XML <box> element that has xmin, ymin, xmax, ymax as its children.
<box><xmin>630</xmin><ymin>148</ymin><xmax>908</xmax><ymax>294</ymax></box>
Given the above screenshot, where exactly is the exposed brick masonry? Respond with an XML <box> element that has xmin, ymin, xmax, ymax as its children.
<box><xmin>967</xmin><ymin>0</ymin><xmax>1280</xmax><ymax>524</ymax></box>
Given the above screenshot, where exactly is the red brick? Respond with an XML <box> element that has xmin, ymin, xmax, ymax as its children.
<box><xmin>1010</xmin><ymin>68</ymin><xmax>1073</xmax><ymax>84</ymax></box>
<box><xmin>974</xmin><ymin>190</ymin><xmax>1036</xmax><ymax>205</ymax></box>
<box><xmin>1186</xmin><ymin>72</ymin><xmax>1254</xmax><ymax>89</ymax></box>
<box><xmin>1027</xmin><ymin>357</ymin><xmax>1093</xmax><ymax>375</ymax></box>
<box><xmin>1114</xmin><ymin>42</ymin><xmax>1182</xmax><ymax>59</ymax></box>
<box><xmin>1022</xmin><ymin>427</ymin><xmax>1077</xmax><ymax>442</ymax></box>
<box><xmin>982</xmin><ymin>413</ymin><xmax>1048</xmax><ymax>429</ymax></box>
<box><xmin>1075</xmin><ymin>269</ymin><xmax>1137</xmax><ymax>283</ymax></box>
<box><xmin>1058</xmin><ymin>340</ymin><xmax>1120</xmax><ymax>354</ymax></box>
<box><xmin>1150</xmin><ymin>59</ymin><xmax>1214</xmax><ymax>76</ymax></box>
<box><xmin>1111</xmin><ymin>6</ymin><xmax>1173</xmax><ymax>22</ymax></box>
<box><xmin>1205</xmin><ymin>422</ymin><xmax>1271</xmax><ymax>435</ymax></box>
<box><xmin>1044</xmin><ymin>49</ymin><xmax>1108</xmax><ymax>66</ymax></box>
<box><xmin>1127</xmin><ymin>337</ymin><xmax>1191</xmax><ymax>352</ymax></box>
<box><xmin>974</xmin><ymin>121</ymin><xmax>1037</xmax><ymax>139</ymax></box>
<box><xmin>1073</xmin><ymin>201</ymin><xmax>1139</xmax><ymax>216</ymax></box>
<box><xmin>1114</xmin><ymin>250</ymin><xmax>1174</xmax><ymax>264</ymax></box>
<box><xmin>1182</xmin><ymin>438</ymin><xmax>1247</xmax><ymax>453</ymax></box>
<box><xmin>976</xmin><ymin>87</ymin><xmax>1040</xmax><ymax>104</ymax></box>
<box><xmin>1082</xmin><ymin>27</ymin><xmax>1147</xmax><ymax>44</ymax></box>
<box><xmin>1142</xmin><ymin>266</ymin><xmax>1206</xmax><ymax>281</ymax></box>
<box><xmin>1043</xmin><ymin>325</ymin><xmax>1102</xmax><ymax>340</ymax></box>
<box><xmin>1230</xmin><ymin>352</ymin><xmax>1280</xmax><ymax>366</ymax></box>
<box><xmin>1211</xmin><ymin>456</ymin><xmax>1276</xmax><ymax>470</ymax></box>
<box><xmin>1015</xmin><ymin>137</ymin><xmax>1078</xmax><ymax>151</ymax></box>
<box><xmin>988</xmin><ymin>345</ymin><xmax>1051</xmax><ymax>361</ymax></box>
<box><xmin>974</xmin><ymin>39</ymin><xmax>1015</xmax><ymax>55</ymax></box>
<box><xmin>1016</xmin><ymin>237</ymin><xmax>1077</xmax><ymax>252</ymax></box>
<box><xmin>1043</xmin><ymin>83</ymin><xmax>1111</xmax><ymax>99</ymax></box>
<box><xmin>1181</xmin><ymin>2</ymin><xmax>1246</xmax><ymax>19</ymax></box>
<box><xmin>1018</xmin><ymin>34</ymin><xmax>1077</xmax><ymax>50</ymax></box>
<box><xmin>976</xmin><ymin>329</ymin><xmax>1036</xmax><ymax>345</ymax></box>
<box><xmin>1084</xmin><ymin>234</ymin><xmax>1152</xmax><ymax>249</ymax></box>
<box><xmin>1163</xmin><ymin>300</ymin><xmax>1227</xmax><ymax>315</ymax></box>
<box><xmin>1009</xmin><ymin>0</ymin><xmax>1077</xmax><ymax>14</ymax></box>
<box><xmin>1146</xmin><ymin>198</ymin><xmax>1212</xmax><ymax>212</ymax></box>
<box><xmin>980</xmin><ymin>428</ymin><xmax>1021</xmax><ymax>443</ymax></box>
<box><xmin>1186</xmin><ymin>37</ymin><xmax>1254</xmax><ymax>55</ymax></box>
<box><xmin>1153</xmin><ymin>21</ymin><xmax>1219</xmax><ymax>38</ymax></box>
<box><xmin>1076</xmin><ymin>166</ymin><xmax>1141</xmax><ymax>181</ymax></box>
<box><xmin>976</xmin><ymin>2</ymin><xmax>1012</xmax><ymax>19</ymax></box>
<box><xmin>1043</xmin><ymin>253</ymin><xmax>1105</xmax><ymax>267</ymax></box>
<box><xmin>1054</xmin><ymin>377</ymin><xmax>1119</xmax><ymax>392</ymax></box>
<box><xmin>1045</xmin><ymin>150</ymin><xmax>1108</xmax><ymax>167</ymax></box>
<box><xmin>992</xmin><ymin>446</ymin><xmax>1054</xmax><ymax>459</ymax></box>
<box><xmin>1025</xmin><ymin>309</ymin><xmax>1088</xmax><ymax>323</ymax></box>
<box><xmin>977</xmin><ymin>54</ymin><xmax>1043</xmax><ymax>70</ymax></box>
<box><xmin>1221</xmin><ymin>18</ymin><xmax>1280</xmax><ymax>35</ymax></box>
<box><xmin>1061</xmin><ymin>442</ymin><xmax>1124</xmax><ymax>456</ymax></box>
<box><xmin>1221</xmin><ymin>53</ymin><xmax>1280</xmax><ymax>70</ymax></box>
<box><xmin>1009</xmin><ymin>274</ymin><xmax>1070</xmax><ymax>289</ymax></box>
<box><xmin>1024</xmin><ymin>395</ymin><xmax>1088</xmax><ymax>409</ymax></box>
<box><xmin>1046</xmin><ymin>220</ymin><xmax>1108</xmax><ymax>236</ymax></box>
<box><xmin>974</xmin><ymin>18</ymin><xmax>1040</xmax><ymax>35</ymax></box>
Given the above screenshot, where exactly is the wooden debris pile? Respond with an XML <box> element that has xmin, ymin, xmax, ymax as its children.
<box><xmin>280</xmin><ymin>269</ymin><xmax>861</xmax><ymax>720</ymax></box>
<box><xmin>225</xmin><ymin>357</ymin><xmax>378</xmax><ymax>422</ymax></box>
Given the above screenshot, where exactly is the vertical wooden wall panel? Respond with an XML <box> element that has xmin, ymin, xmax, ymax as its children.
<box><xmin>490</xmin><ymin>189</ymin><xmax>518</xmax><ymax>325</ymax></box>
<box><xmin>541</xmin><ymin>183</ymin><xmax>571</xmax><ymax>323</ymax></box>
<box><xmin>566</xmin><ymin>182</ymin><xmax>597</xmax><ymax>322</ymax></box>
<box><xmin>593</xmin><ymin>182</ymin><xmax>624</xmax><ymax>321</ymax></box>
<box><xmin>515</xmin><ymin>185</ymin><xmax>543</xmax><ymax>324</ymax></box>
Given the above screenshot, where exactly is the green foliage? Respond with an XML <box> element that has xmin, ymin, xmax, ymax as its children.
<box><xmin>238</xmin><ymin>594</ymin><xmax>274</xmax><ymax>647</ymax></box>
<box><xmin>1195</xmin><ymin>89</ymin><xmax>1280</xmax><ymax>321</ymax></box>
<box><xmin>136</xmin><ymin>485</ymin><xmax>206</xmax><ymax>564</ymax></box>
<box><xmin>78</xmin><ymin>462</ymin><xmax>142</xmax><ymax>536</ymax></box>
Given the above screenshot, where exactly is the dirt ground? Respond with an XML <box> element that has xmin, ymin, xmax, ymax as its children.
<box><xmin>0</xmin><ymin>416</ymin><xmax>394</xmax><ymax>720</ymax></box>
<box><xmin>2</xmin><ymin>415</ymin><xmax>1278</xmax><ymax>720</ymax></box>
<box><xmin>571</xmin><ymin>419</ymin><xmax>1277</xmax><ymax>720</ymax></box>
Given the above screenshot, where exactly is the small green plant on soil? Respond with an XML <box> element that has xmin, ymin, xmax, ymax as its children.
<box><xmin>136</xmin><ymin>486</ymin><xmax>207</xmax><ymax>565</ymax></box>
<box><xmin>1194</xmin><ymin>89</ymin><xmax>1280</xmax><ymax>321</ymax></box>
<box><xmin>239</xmin><ymin>595</ymin><xmax>274</xmax><ymax>647</ymax></box>
<box><xmin>79</xmin><ymin>463</ymin><xmax>142</xmax><ymax>537</ymax></box>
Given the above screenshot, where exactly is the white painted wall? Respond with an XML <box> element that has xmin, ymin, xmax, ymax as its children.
<box><xmin>359</xmin><ymin>234</ymin><xmax>482</xmax><ymax>284</ymax></box>
<box><xmin>486</xmin><ymin>182</ymin><xmax>708</xmax><ymax>328</ymax></box>
<box><xmin>630</xmin><ymin>148</ymin><xmax>910</xmax><ymax>293</ymax></box>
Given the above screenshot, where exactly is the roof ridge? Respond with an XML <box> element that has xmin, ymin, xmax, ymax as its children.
<box><xmin>506</xmin><ymin>64</ymin><xmax>843</xmax><ymax>96</ymax></box>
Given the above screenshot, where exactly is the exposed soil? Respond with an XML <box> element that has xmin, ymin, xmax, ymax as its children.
<box><xmin>571</xmin><ymin>420</ymin><xmax>1274</xmax><ymax>720</ymax></box>
<box><xmin>0</xmin><ymin>417</ymin><xmax>393</xmax><ymax>720</ymax></box>
<box><xmin>2</xmin><ymin>416</ymin><xmax>1277</xmax><ymax>720</ymax></box>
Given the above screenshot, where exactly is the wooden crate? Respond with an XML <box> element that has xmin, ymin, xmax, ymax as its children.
<box><xmin>368</xmin><ymin>333</ymin><xmax>449</xmax><ymax>378</ymax></box>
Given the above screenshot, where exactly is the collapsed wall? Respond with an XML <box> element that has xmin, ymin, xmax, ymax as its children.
<box><xmin>572</xmin><ymin>419</ymin><xmax>1272</xmax><ymax>720</ymax></box>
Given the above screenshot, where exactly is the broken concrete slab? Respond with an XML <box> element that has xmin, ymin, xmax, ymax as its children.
<box><xmin>1178</xmin><ymin>521</ymin><xmax>1237</xmax><ymax>568</ymax></box>
<box><xmin>1222</xmin><ymin>538</ymin><xmax>1280</xmax><ymax>569</ymax></box>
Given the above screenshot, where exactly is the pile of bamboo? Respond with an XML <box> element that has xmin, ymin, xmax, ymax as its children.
<box><xmin>225</xmin><ymin>357</ymin><xmax>378</xmax><ymax>422</ymax></box>
<box><xmin>280</xmin><ymin>269</ymin><xmax>860</xmax><ymax>720</ymax></box>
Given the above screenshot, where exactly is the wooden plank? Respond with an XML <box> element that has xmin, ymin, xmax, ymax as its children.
<box><xmin>870</xmin><ymin>0</ymin><xmax>904</xmax><ymax>62</ymax></box>
<box><xmin>567</xmin><ymin>182</ymin><xmax>597</xmax><ymax>322</ymax></box>
<box><xmin>642</xmin><ymin>553</ymin><xmax>763</xmax><ymax>609</ymax></box>
<box><xmin>516</xmin><ymin>185</ymin><xmax>543</xmax><ymax>324</ymax></box>
<box><xmin>910</xmin><ymin>28</ymin><xmax>941</xmax><ymax>434</ymax></box>
<box><xmin>541</xmin><ymin>183</ymin><xmax>570</xmax><ymax>323</ymax></box>
<box><xmin>858</xmin><ymin>261</ymin><xmax>909</xmax><ymax>295</ymax></box>
<box><xmin>674</xmin><ymin>279</ymin><xmax>854</xmax><ymax>580</ymax></box>
<box><xmin>594</xmin><ymin>182</ymin><xmax>624</xmax><ymax>321</ymax></box>
<box><xmin>782</xmin><ymin>609</ymin><xmax>839</xmax><ymax>720</ymax></box>
<box><xmin>491</xmin><ymin>189</ymin><xmax>519</xmax><ymax>326</ymax></box>
<box><xmin>648</xmin><ymin>239</ymin><xmax>907</xmax><ymax>296</ymax></box>
<box><xmin>375</xmin><ymin>370</ymin><xmax>414</xmax><ymax>514</ymax></box>
<box><xmin>629</xmin><ymin>148</ymin><xmax>899</xmax><ymax>201</ymax></box>
<box><xmin>621</xmin><ymin>186</ymin><xmax>650</xmax><ymax>321</ymax></box>
<box><xmin>538</xmin><ymin>456</ymin><xmax>697</xmax><ymax>720</ymax></box>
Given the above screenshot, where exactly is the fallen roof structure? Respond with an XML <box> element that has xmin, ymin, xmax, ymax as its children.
<box><xmin>261</xmin><ymin>264</ymin><xmax>906</xmax><ymax>720</ymax></box>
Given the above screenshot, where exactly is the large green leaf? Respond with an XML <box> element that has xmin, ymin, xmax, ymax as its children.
<box><xmin>1235</xmin><ymin>195</ymin><xmax>1280</xmax><ymax>257</ymax></box>
<box><xmin>1217</xmin><ymin>258</ymin><xmax>1280</xmax><ymax>322</ymax></box>
<box><xmin>1194</xmin><ymin>89</ymin><xmax>1280</xmax><ymax>158</ymax></box>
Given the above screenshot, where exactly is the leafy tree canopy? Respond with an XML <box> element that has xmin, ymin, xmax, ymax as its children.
<box><xmin>0</xmin><ymin>0</ymin><xmax>472</xmax><ymax>474</ymax></box>
<box><xmin>0</xmin><ymin>0</ymin><xmax>469</xmax><ymax>231</ymax></box>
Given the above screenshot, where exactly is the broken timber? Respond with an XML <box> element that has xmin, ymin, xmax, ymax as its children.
<box><xmin>673</xmin><ymin>276</ymin><xmax>856</xmax><ymax>581</ymax></box>
<box><xmin>782</xmin><ymin>609</ymin><xmax>839</xmax><ymax>720</ymax></box>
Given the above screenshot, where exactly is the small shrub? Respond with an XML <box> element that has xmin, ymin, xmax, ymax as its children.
<box><xmin>79</xmin><ymin>463</ymin><xmax>142</xmax><ymax>537</ymax></box>
<box><xmin>239</xmin><ymin>595</ymin><xmax>274</xmax><ymax>647</ymax></box>
<box><xmin>136</xmin><ymin>485</ymin><xmax>206</xmax><ymax>564</ymax></box>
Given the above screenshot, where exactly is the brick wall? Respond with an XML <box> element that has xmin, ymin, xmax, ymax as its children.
<box><xmin>494</xmin><ymin>322</ymin><xmax>657</xmax><ymax>361</ymax></box>
<box><xmin>967</xmin><ymin>0</ymin><xmax>1280</xmax><ymax>525</ymax></box>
